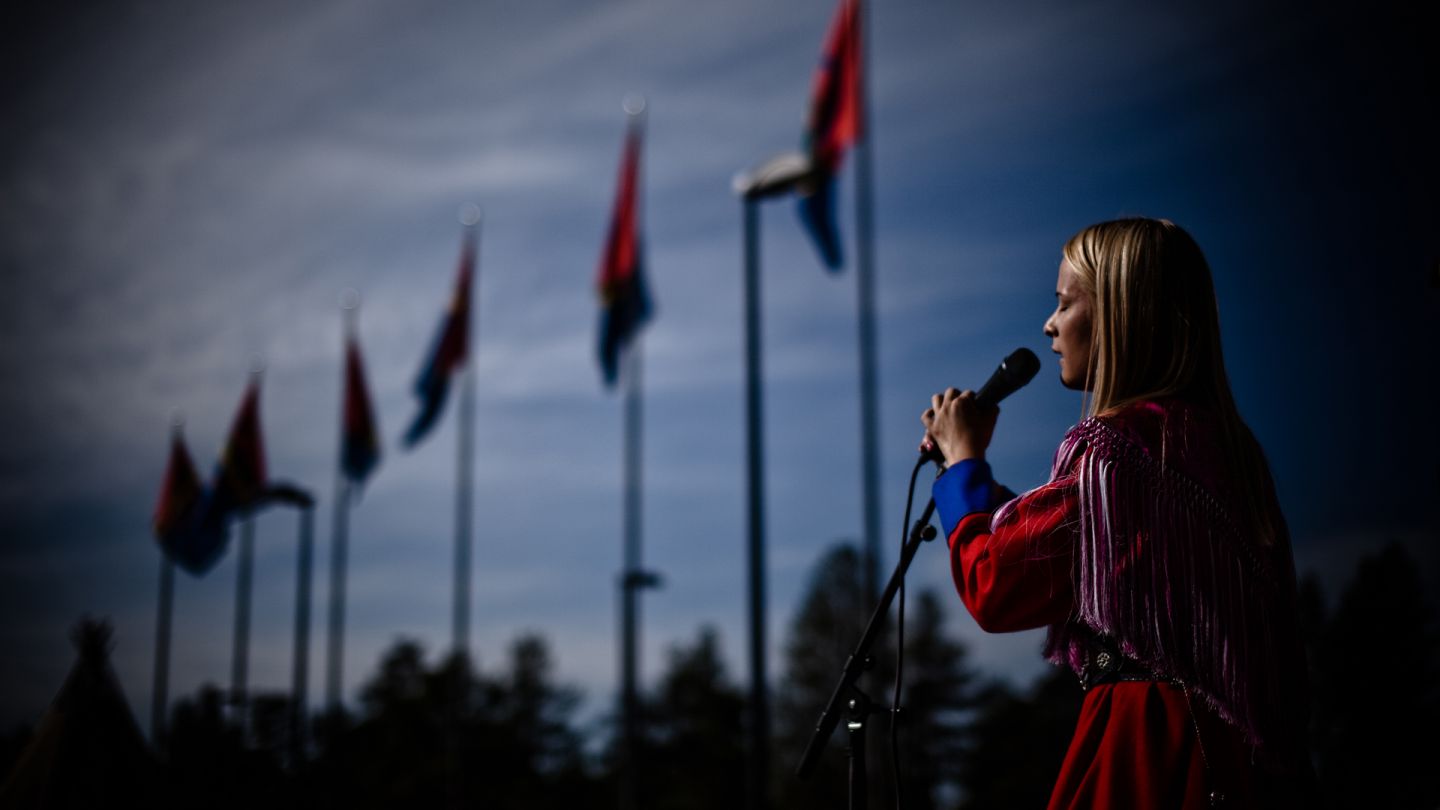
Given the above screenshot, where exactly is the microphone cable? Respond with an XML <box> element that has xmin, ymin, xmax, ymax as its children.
<box><xmin>890</xmin><ymin>452</ymin><xmax>937</xmax><ymax>810</ymax></box>
<box><xmin>885</xmin><ymin>349</ymin><xmax>1035</xmax><ymax>805</ymax></box>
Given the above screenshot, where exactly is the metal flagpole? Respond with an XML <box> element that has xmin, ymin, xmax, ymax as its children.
<box><xmin>853</xmin><ymin>0</ymin><xmax>882</xmax><ymax>607</ymax></box>
<box><xmin>741</xmin><ymin>195</ymin><xmax>770</xmax><ymax>810</ymax></box>
<box><xmin>453</xmin><ymin>212</ymin><xmax>479</xmax><ymax>663</ymax></box>
<box><xmin>619</xmin><ymin>338</ymin><xmax>644</xmax><ymax>810</ymax></box>
<box><xmin>454</xmin><ymin>366</ymin><xmax>474</xmax><ymax>659</ymax></box>
<box><xmin>152</xmin><ymin>413</ymin><xmax>188</xmax><ymax>748</ymax></box>
<box><xmin>734</xmin><ymin>151</ymin><xmax>814</xmax><ymax>810</ymax></box>
<box><xmin>151</xmin><ymin>553</ymin><xmax>174</xmax><ymax>746</ymax></box>
<box><xmin>290</xmin><ymin>501</ymin><xmax>315</xmax><ymax>763</ymax></box>
<box><xmin>612</xmin><ymin>95</ymin><xmax>659</xmax><ymax>810</ymax></box>
<box><xmin>447</xmin><ymin>207</ymin><xmax>480</xmax><ymax>809</ymax></box>
<box><xmin>326</xmin><ymin>481</ymin><xmax>350</xmax><ymax>714</ymax></box>
<box><xmin>230</xmin><ymin>363</ymin><xmax>264</xmax><ymax>734</ymax></box>
<box><xmin>231</xmin><ymin>514</ymin><xmax>255</xmax><ymax>729</ymax></box>
<box><xmin>326</xmin><ymin>293</ymin><xmax>359</xmax><ymax>714</ymax></box>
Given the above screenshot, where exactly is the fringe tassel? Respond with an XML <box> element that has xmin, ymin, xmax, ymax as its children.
<box><xmin>1033</xmin><ymin>413</ymin><xmax>1296</xmax><ymax>753</ymax></box>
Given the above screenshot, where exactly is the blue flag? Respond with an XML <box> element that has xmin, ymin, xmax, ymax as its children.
<box><xmin>796</xmin><ymin>0</ymin><xmax>861</xmax><ymax>271</ymax></box>
<box><xmin>404</xmin><ymin>228</ymin><xmax>475</xmax><ymax>447</ymax></box>
<box><xmin>596</xmin><ymin>118</ymin><xmax>652</xmax><ymax>386</ymax></box>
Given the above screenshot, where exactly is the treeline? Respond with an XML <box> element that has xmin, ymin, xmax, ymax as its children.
<box><xmin>2</xmin><ymin>541</ymin><xmax>1437</xmax><ymax>808</ymax></box>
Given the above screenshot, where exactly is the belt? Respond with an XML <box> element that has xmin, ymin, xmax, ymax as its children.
<box><xmin>1078</xmin><ymin>637</ymin><xmax>1169</xmax><ymax>691</ymax></box>
<box><xmin>1078</xmin><ymin>638</ymin><xmax>1224</xmax><ymax>805</ymax></box>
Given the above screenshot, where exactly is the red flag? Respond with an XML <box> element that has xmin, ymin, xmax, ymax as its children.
<box><xmin>214</xmin><ymin>379</ymin><xmax>268</xmax><ymax>512</ymax></box>
<box><xmin>805</xmin><ymin>0</ymin><xmax>862</xmax><ymax>174</ymax></box>
<box><xmin>797</xmin><ymin>0</ymin><xmax>862</xmax><ymax>271</ymax></box>
<box><xmin>595</xmin><ymin>116</ymin><xmax>652</xmax><ymax>386</ymax></box>
<box><xmin>404</xmin><ymin>228</ymin><xmax>474</xmax><ymax>447</ymax></box>
<box><xmin>152</xmin><ymin>427</ymin><xmax>229</xmax><ymax>575</ymax></box>
<box><xmin>153</xmin><ymin>428</ymin><xmax>203</xmax><ymax>542</ymax></box>
<box><xmin>598</xmin><ymin>124</ymin><xmax>641</xmax><ymax>295</ymax></box>
<box><xmin>341</xmin><ymin>333</ymin><xmax>381</xmax><ymax>484</ymax></box>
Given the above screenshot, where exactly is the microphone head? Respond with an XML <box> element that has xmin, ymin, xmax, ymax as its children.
<box><xmin>919</xmin><ymin>348</ymin><xmax>1042</xmax><ymax>466</ymax></box>
<box><xmin>975</xmin><ymin>348</ymin><xmax>1041</xmax><ymax>409</ymax></box>
<box><xmin>1003</xmin><ymin>347</ymin><xmax>1041</xmax><ymax>384</ymax></box>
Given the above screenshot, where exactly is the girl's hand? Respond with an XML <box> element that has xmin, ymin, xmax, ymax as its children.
<box><xmin>920</xmin><ymin>388</ymin><xmax>998</xmax><ymax>466</ymax></box>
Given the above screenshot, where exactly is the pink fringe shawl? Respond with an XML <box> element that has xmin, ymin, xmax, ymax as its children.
<box><xmin>1002</xmin><ymin>403</ymin><xmax>1305</xmax><ymax>754</ymax></box>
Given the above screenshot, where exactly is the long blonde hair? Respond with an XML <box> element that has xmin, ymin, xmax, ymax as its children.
<box><xmin>1062</xmin><ymin>217</ymin><xmax>1282</xmax><ymax>547</ymax></box>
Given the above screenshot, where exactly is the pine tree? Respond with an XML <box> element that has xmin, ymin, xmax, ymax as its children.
<box><xmin>1311</xmin><ymin>541</ymin><xmax>1440</xmax><ymax>808</ymax></box>
<box><xmin>893</xmin><ymin>590</ymin><xmax>980</xmax><ymax>810</ymax></box>
<box><xmin>636</xmin><ymin>625</ymin><xmax>747</xmax><ymax>810</ymax></box>
<box><xmin>776</xmin><ymin>543</ymin><xmax>982</xmax><ymax>809</ymax></box>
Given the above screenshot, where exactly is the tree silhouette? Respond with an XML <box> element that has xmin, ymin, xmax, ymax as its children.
<box><xmin>957</xmin><ymin>667</ymin><xmax>1082</xmax><ymax>810</ymax></box>
<box><xmin>478</xmin><ymin>634</ymin><xmax>591</xmax><ymax>807</ymax></box>
<box><xmin>627</xmin><ymin>625</ymin><xmax>747</xmax><ymax>810</ymax></box>
<box><xmin>165</xmin><ymin>684</ymin><xmax>272</xmax><ymax>809</ymax></box>
<box><xmin>1309</xmin><ymin>541</ymin><xmax>1440</xmax><ymax>808</ymax></box>
<box><xmin>310</xmin><ymin>634</ymin><xmax>594</xmax><ymax>809</ymax></box>
<box><xmin>776</xmin><ymin>542</ymin><xmax>982</xmax><ymax>810</ymax></box>
<box><xmin>12</xmin><ymin>537</ymin><xmax>1424</xmax><ymax>808</ymax></box>
<box><xmin>341</xmin><ymin>641</ymin><xmax>451</xmax><ymax>807</ymax></box>
<box><xmin>0</xmin><ymin>724</ymin><xmax>32</xmax><ymax>791</ymax></box>
<box><xmin>893</xmin><ymin>590</ymin><xmax>983</xmax><ymax>810</ymax></box>
<box><xmin>775</xmin><ymin>543</ymin><xmax>887</xmax><ymax>809</ymax></box>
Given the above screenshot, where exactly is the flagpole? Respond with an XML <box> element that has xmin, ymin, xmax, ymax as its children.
<box><xmin>734</xmin><ymin>150</ymin><xmax>815</xmax><ymax>810</ymax></box>
<box><xmin>229</xmin><ymin>363</ymin><xmax>263</xmax><ymax>735</ymax></box>
<box><xmin>608</xmin><ymin>94</ymin><xmax>653</xmax><ymax>810</ymax></box>
<box><xmin>151</xmin><ymin>414</ymin><xmax>185</xmax><ymax>748</ymax></box>
<box><xmin>618</xmin><ymin>336</ymin><xmax>643</xmax><ymax>810</ymax></box>
<box><xmin>454</xmin><ymin>361</ymin><xmax>474</xmax><ymax>659</ymax></box>
<box><xmin>326</xmin><ymin>475</ymin><xmax>349</xmax><ymax>713</ymax></box>
<box><xmin>326</xmin><ymin>294</ymin><xmax>359</xmax><ymax>715</ymax></box>
<box><xmin>290</xmin><ymin>500</ymin><xmax>315</xmax><ymax>763</ymax></box>
<box><xmin>741</xmin><ymin>194</ymin><xmax>770</xmax><ymax>810</ymax></box>
<box><xmin>853</xmin><ymin>0</ymin><xmax>882</xmax><ymax>606</ymax></box>
<box><xmin>445</xmin><ymin>209</ymin><xmax>479</xmax><ymax>809</ymax></box>
<box><xmin>151</xmin><ymin>551</ymin><xmax>174</xmax><ymax>747</ymax></box>
<box><xmin>453</xmin><ymin>209</ymin><xmax>480</xmax><ymax>662</ymax></box>
<box><xmin>231</xmin><ymin>513</ymin><xmax>255</xmax><ymax>728</ymax></box>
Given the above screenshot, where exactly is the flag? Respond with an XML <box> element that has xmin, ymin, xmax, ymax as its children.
<box><xmin>152</xmin><ymin>428</ymin><xmax>228</xmax><ymax>575</ymax></box>
<box><xmin>154</xmin><ymin>428</ymin><xmax>203</xmax><ymax>543</ymax></box>
<box><xmin>213</xmin><ymin>379</ymin><xmax>268</xmax><ymax>515</ymax></box>
<box><xmin>596</xmin><ymin>117</ymin><xmax>652</xmax><ymax>386</ymax></box>
<box><xmin>404</xmin><ymin>228</ymin><xmax>474</xmax><ymax>447</ymax></box>
<box><xmin>151</xmin><ymin>380</ymin><xmax>270</xmax><ymax>576</ymax></box>
<box><xmin>341</xmin><ymin>333</ymin><xmax>381</xmax><ymax>486</ymax></box>
<box><xmin>797</xmin><ymin>0</ymin><xmax>861</xmax><ymax>271</ymax></box>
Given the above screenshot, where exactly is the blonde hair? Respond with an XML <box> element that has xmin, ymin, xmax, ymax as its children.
<box><xmin>1062</xmin><ymin>217</ymin><xmax>1282</xmax><ymax>547</ymax></box>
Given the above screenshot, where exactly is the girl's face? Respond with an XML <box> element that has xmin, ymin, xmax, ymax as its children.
<box><xmin>1043</xmin><ymin>259</ymin><xmax>1094</xmax><ymax>391</ymax></box>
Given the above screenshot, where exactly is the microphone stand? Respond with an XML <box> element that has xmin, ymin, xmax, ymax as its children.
<box><xmin>795</xmin><ymin>495</ymin><xmax>940</xmax><ymax>809</ymax></box>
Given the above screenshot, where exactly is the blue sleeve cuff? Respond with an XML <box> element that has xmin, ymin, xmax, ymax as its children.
<box><xmin>932</xmin><ymin>459</ymin><xmax>995</xmax><ymax>538</ymax></box>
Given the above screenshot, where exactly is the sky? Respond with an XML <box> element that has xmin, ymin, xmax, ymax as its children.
<box><xmin>1</xmin><ymin>0</ymin><xmax>1435</xmax><ymax>738</ymax></box>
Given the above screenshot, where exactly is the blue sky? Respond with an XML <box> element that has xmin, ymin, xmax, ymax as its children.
<box><xmin>1</xmin><ymin>0</ymin><xmax>1434</xmax><ymax>736</ymax></box>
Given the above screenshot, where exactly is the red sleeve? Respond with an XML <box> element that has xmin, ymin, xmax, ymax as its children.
<box><xmin>948</xmin><ymin>469</ymin><xmax>1078</xmax><ymax>633</ymax></box>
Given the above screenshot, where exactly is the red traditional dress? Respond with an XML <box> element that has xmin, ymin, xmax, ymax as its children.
<box><xmin>934</xmin><ymin>399</ymin><xmax>1313</xmax><ymax>808</ymax></box>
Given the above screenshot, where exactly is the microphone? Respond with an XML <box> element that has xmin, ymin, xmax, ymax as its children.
<box><xmin>920</xmin><ymin>347</ymin><xmax>1041</xmax><ymax>465</ymax></box>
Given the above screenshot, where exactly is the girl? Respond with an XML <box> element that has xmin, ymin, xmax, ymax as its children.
<box><xmin>922</xmin><ymin>218</ymin><xmax>1314</xmax><ymax>808</ymax></box>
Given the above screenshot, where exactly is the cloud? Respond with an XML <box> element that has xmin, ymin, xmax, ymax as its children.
<box><xmin>3</xmin><ymin>0</ymin><xmax>1433</xmax><ymax>734</ymax></box>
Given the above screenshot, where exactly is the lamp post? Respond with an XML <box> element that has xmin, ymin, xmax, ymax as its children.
<box><xmin>731</xmin><ymin>151</ymin><xmax>818</xmax><ymax>810</ymax></box>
